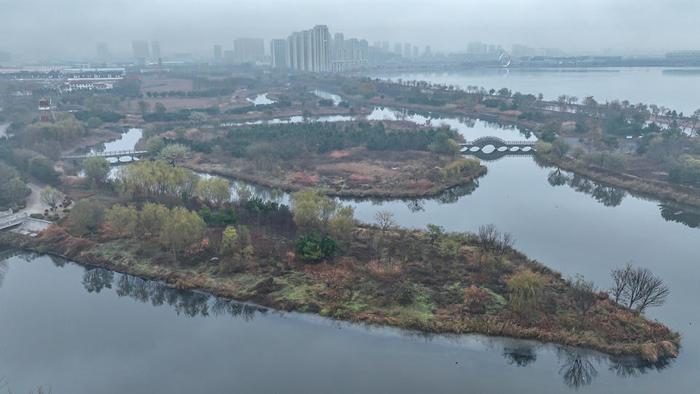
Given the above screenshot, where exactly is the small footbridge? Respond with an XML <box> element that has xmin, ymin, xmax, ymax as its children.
<box><xmin>461</xmin><ymin>136</ymin><xmax>536</xmax><ymax>160</ymax></box>
<box><xmin>0</xmin><ymin>211</ymin><xmax>29</xmax><ymax>231</ymax></box>
<box><xmin>61</xmin><ymin>150</ymin><xmax>148</xmax><ymax>162</ymax></box>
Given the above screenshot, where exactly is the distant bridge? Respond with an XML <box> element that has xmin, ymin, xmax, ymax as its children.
<box><xmin>460</xmin><ymin>136</ymin><xmax>536</xmax><ymax>160</ymax></box>
<box><xmin>61</xmin><ymin>150</ymin><xmax>148</xmax><ymax>161</ymax></box>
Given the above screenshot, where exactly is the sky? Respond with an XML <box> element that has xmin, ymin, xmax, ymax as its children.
<box><xmin>1</xmin><ymin>0</ymin><xmax>699</xmax><ymax>61</ymax></box>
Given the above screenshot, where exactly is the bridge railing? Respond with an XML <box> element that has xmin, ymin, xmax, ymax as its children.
<box><xmin>461</xmin><ymin>139</ymin><xmax>537</xmax><ymax>146</ymax></box>
<box><xmin>61</xmin><ymin>150</ymin><xmax>149</xmax><ymax>160</ymax></box>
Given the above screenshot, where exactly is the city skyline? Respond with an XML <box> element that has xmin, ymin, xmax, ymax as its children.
<box><xmin>3</xmin><ymin>0</ymin><xmax>700</xmax><ymax>62</ymax></box>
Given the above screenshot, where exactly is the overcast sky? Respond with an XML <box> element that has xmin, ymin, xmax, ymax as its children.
<box><xmin>2</xmin><ymin>0</ymin><xmax>699</xmax><ymax>61</ymax></box>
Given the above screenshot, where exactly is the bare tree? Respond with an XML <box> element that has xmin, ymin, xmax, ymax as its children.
<box><xmin>610</xmin><ymin>263</ymin><xmax>633</xmax><ymax>303</ymax></box>
<box><xmin>476</xmin><ymin>224</ymin><xmax>514</xmax><ymax>254</ymax></box>
<box><xmin>374</xmin><ymin>210</ymin><xmax>396</xmax><ymax>232</ymax></box>
<box><xmin>568</xmin><ymin>274</ymin><xmax>598</xmax><ymax>317</ymax></box>
<box><xmin>610</xmin><ymin>264</ymin><xmax>669</xmax><ymax>313</ymax></box>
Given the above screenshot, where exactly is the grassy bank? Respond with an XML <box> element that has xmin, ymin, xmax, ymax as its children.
<box><xmin>0</xmin><ymin>219</ymin><xmax>679</xmax><ymax>363</ymax></box>
<box><xmin>184</xmin><ymin>160</ymin><xmax>487</xmax><ymax>199</ymax></box>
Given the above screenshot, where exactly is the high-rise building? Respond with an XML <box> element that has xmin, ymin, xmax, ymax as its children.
<box><xmin>511</xmin><ymin>44</ymin><xmax>536</xmax><ymax>58</ymax></box>
<box><xmin>467</xmin><ymin>41</ymin><xmax>488</xmax><ymax>55</ymax></box>
<box><xmin>382</xmin><ymin>41</ymin><xmax>390</xmax><ymax>52</ymax></box>
<box><xmin>96</xmin><ymin>42</ymin><xmax>110</xmax><ymax>62</ymax></box>
<box><xmin>404</xmin><ymin>43</ymin><xmax>412</xmax><ymax>58</ymax></box>
<box><xmin>234</xmin><ymin>38</ymin><xmax>265</xmax><ymax>63</ymax></box>
<box><xmin>287</xmin><ymin>25</ymin><xmax>331</xmax><ymax>72</ymax></box>
<box><xmin>270</xmin><ymin>39</ymin><xmax>288</xmax><ymax>68</ymax></box>
<box><xmin>333</xmin><ymin>33</ymin><xmax>345</xmax><ymax>64</ymax></box>
<box><xmin>213</xmin><ymin>45</ymin><xmax>222</xmax><ymax>63</ymax></box>
<box><xmin>132</xmin><ymin>40</ymin><xmax>150</xmax><ymax>65</ymax></box>
<box><xmin>394</xmin><ymin>43</ymin><xmax>402</xmax><ymax>55</ymax></box>
<box><xmin>412</xmin><ymin>46</ymin><xmax>419</xmax><ymax>58</ymax></box>
<box><xmin>223</xmin><ymin>50</ymin><xmax>236</xmax><ymax>64</ymax></box>
<box><xmin>151</xmin><ymin>41</ymin><xmax>161</xmax><ymax>63</ymax></box>
<box><xmin>424</xmin><ymin>45</ymin><xmax>432</xmax><ymax>57</ymax></box>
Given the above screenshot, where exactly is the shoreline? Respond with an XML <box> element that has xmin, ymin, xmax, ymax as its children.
<box><xmin>539</xmin><ymin>155</ymin><xmax>700</xmax><ymax>208</ymax></box>
<box><xmin>184</xmin><ymin>162</ymin><xmax>488</xmax><ymax>200</ymax></box>
<box><xmin>0</xmin><ymin>229</ymin><xmax>679</xmax><ymax>363</ymax></box>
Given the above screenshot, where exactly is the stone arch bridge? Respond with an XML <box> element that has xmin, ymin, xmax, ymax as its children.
<box><xmin>460</xmin><ymin>136</ymin><xmax>536</xmax><ymax>160</ymax></box>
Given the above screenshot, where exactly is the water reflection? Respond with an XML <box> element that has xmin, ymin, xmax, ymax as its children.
<box><xmin>547</xmin><ymin>168</ymin><xmax>627</xmax><ymax>207</ymax></box>
<box><xmin>544</xmin><ymin>167</ymin><xmax>700</xmax><ymax>228</ymax></box>
<box><xmin>503</xmin><ymin>344</ymin><xmax>539</xmax><ymax>367</ymax></box>
<box><xmin>0</xmin><ymin>252</ymin><xmax>682</xmax><ymax>392</ymax></box>
<box><xmin>608</xmin><ymin>356</ymin><xmax>674</xmax><ymax>378</ymax></box>
<box><xmin>557</xmin><ymin>349</ymin><xmax>600</xmax><ymax>390</ymax></box>
<box><xmin>659</xmin><ymin>204</ymin><xmax>700</xmax><ymax>228</ymax></box>
<box><xmin>80</xmin><ymin>267</ymin><xmax>266</xmax><ymax>320</ymax></box>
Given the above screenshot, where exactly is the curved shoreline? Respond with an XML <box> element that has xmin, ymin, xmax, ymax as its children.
<box><xmin>0</xmin><ymin>230</ymin><xmax>679</xmax><ymax>363</ymax></box>
<box><xmin>539</xmin><ymin>155</ymin><xmax>700</xmax><ymax>208</ymax></box>
<box><xmin>184</xmin><ymin>162</ymin><xmax>488</xmax><ymax>200</ymax></box>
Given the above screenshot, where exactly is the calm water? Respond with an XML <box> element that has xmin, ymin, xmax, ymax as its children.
<box><xmin>2</xmin><ymin>71</ymin><xmax>699</xmax><ymax>392</ymax></box>
<box><xmin>372</xmin><ymin>67</ymin><xmax>700</xmax><ymax>114</ymax></box>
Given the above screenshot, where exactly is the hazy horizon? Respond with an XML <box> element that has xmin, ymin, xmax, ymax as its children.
<box><xmin>2</xmin><ymin>0</ymin><xmax>700</xmax><ymax>61</ymax></box>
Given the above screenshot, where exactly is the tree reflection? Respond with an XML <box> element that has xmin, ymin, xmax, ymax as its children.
<box><xmin>405</xmin><ymin>199</ymin><xmax>425</xmax><ymax>212</ymax></box>
<box><xmin>660</xmin><ymin>204</ymin><xmax>700</xmax><ymax>228</ymax></box>
<box><xmin>81</xmin><ymin>267</ymin><xmax>266</xmax><ymax>320</ymax></box>
<box><xmin>82</xmin><ymin>268</ymin><xmax>114</xmax><ymax>293</ymax></box>
<box><xmin>0</xmin><ymin>259</ymin><xmax>7</xmax><ymax>288</ymax></box>
<box><xmin>608</xmin><ymin>356</ymin><xmax>673</xmax><ymax>378</ymax></box>
<box><xmin>557</xmin><ymin>349</ymin><xmax>600</xmax><ymax>390</ymax></box>
<box><xmin>435</xmin><ymin>181</ymin><xmax>479</xmax><ymax>204</ymax></box>
<box><xmin>547</xmin><ymin>168</ymin><xmax>569</xmax><ymax>186</ymax></box>
<box><xmin>547</xmin><ymin>169</ymin><xmax>626</xmax><ymax>207</ymax></box>
<box><xmin>503</xmin><ymin>345</ymin><xmax>538</xmax><ymax>367</ymax></box>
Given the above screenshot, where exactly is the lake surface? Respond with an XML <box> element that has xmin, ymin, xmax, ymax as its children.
<box><xmin>371</xmin><ymin>67</ymin><xmax>700</xmax><ymax>114</ymax></box>
<box><xmin>2</xmin><ymin>71</ymin><xmax>699</xmax><ymax>392</ymax></box>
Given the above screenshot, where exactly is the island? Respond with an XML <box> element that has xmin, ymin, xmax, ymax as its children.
<box><xmin>0</xmin><ymin>160</ymin><xmax>680</xmax><ymax>362</ymax></box>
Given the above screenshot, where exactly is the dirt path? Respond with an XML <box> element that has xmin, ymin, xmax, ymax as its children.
<box><xmin>23</xmin><ymin>183</ymin><xmax>49</xmax><ymax>215</ymax></box>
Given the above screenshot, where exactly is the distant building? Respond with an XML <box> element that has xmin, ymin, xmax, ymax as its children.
<box><xmin>62</xmin><ymin>67</ymin><xmax>125</xmax><ymax>81</ymax></box>
<box><xmin>665</xmin><ymin>50</ymin><xmax>700</xmax><ymax>61</ymax></box>
<box><xmin>282</xmin><ymin>24</ymin><xmax>369</xmax><ymax>72</ymax></box>
<box><xmin>131</xmin><ymin>40</ymin><xmax>150</xmax><ymax>65</ymax></box>
<box><xmin>394</xmin><ymin>43</ymin><xmax>402</xmax><ymax>56</ymax></box>
<box><xmin>467</xmin><ymin>41</ymin><xmax>488</xmax><ymax>55</ymax></box>
<box><xmin>213</xmin><ymin>45</ymin><xmax>222</xmax><ymax>63</ymax></box>
<box><xmin>287</xmin><ymin>25</ymin><xmax>331</xmax><ymax>72</ymax></box>
<box><xmin>424</xmin><ymin>45</ymin><xmax>432</xmax><ymax>57</ymax></box>
<box><xmin>331</xmin><ymin>37</ymin><xmax>368</xmax><ymax>72</ymax></box>
<box><xmin>511</xmin><ymin>44</ymin><xmax>537</xmax><ymax>58</ymax></box>
<box><xmin>234</xmin><ymin>38</ymin><xmax>265</xmax><ymax>63</ymax></box>
<box><xmin>382</xmin><ymin>41</ymin><xmax>390</xmax><ymax>52</ymax></box>
<box><xmin>63</xmin><ymin>80</ymin><xmax>115</xmax><ymax>93</ymax></box>
<box><xmin>403</xmin><ymin>43</ymin><xmax>412</xmax><ymax>58</ymax></box>
<box><xmin>96</xmin><ymin>42</ymin><xmax>110</xmax><ymax>62</ymax></box>
<box><xmin>223</xmin><ymin>50</ymin><xmax>236</xmax><ymax>64</ymax></box>
<box><xmin>270</xmin><ymin>39</ymin><xmax>288</xmax><ymax>68</ymax></box>
<box><xmin>151</xmin><ymin>41</ymin><xmax>161</xmax><ymax>63</ymax></box>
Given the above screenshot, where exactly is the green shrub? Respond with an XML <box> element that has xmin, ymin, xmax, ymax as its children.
<box><xmin>199</xmin><ymin>206</ymin><xmax>237</xmax><ymax>226</ymax></box>
<box><xmin>296</xmin><ymin>232</ymin><xmax>337</xmax><ymax>263</ymax></box>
